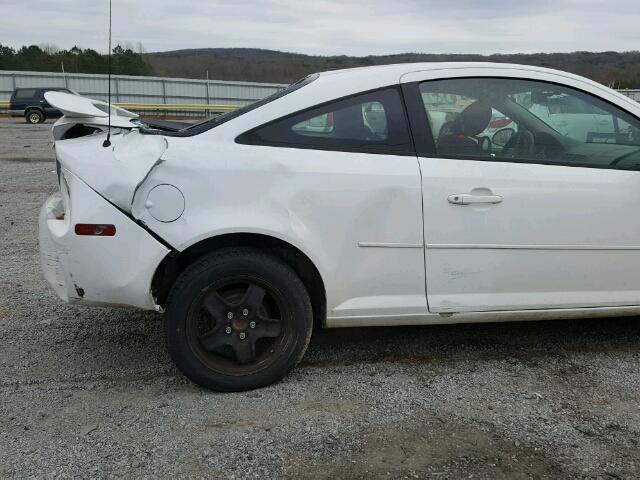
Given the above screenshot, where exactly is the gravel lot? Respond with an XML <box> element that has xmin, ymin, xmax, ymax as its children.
<box><xmin>2</xmin><ymin>118</ymin><xmax>640</xmax><ymax>479</ymax></box>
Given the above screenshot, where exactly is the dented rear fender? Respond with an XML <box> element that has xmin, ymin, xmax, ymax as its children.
<box><xmin>54</xmin><ymin>130</ymin><xmax>168</xmax><ymax>212</ymax></box>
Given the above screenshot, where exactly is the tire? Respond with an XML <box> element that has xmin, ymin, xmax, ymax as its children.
<box><xmin>165</xmin><ymin>247</ymin><xmax>313</xmax><ymax>391</ymax></box>
<box><xmin>25</xmin><ymin>110</ymin><xmax>45</xmax><ymax>124</ymax></box>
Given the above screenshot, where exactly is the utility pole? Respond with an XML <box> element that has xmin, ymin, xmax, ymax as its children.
<box><xmin>61</xmin><ymin>61</ymin><xmax>68</xmax><ymax>88</ymax></box>
<box><xmin>205</xmin><ymin>70</ymin><xmax>211</xmax><ymax>118</ymax></box>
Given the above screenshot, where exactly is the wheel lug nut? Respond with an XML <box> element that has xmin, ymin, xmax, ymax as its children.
<box><xmin>239</xmin><ymin>332</ymin><xmax>246</xmax><ymax>340</ymax></box>
<box><xmin>249</xmin><ymin>321</ymin><xmax>256</xmax><ymax>329</ymax></box>
<box><xmin>227</xmin><ymin>312</ymin><xmax>233</xmax><ymax>319</ymax></box>
<box><xmin>225</xmin><ymin>326</ymin><xmax>232</xmax><ymax>334</ymax></box>
<box><xmin>242</xmin><ymin>308</ymin><xmax>249</xmax><ymax>316</ymax></box>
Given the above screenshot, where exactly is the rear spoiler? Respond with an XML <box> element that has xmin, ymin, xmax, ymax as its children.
<box><xmin>45</xmin><ymin>91</ymin><xmax>139</xmax><ymax>140</ymax></box>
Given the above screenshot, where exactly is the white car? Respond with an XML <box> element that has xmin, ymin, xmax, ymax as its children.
<box><xmin>40</xmin><ymin>63</ymin><xmax>640</xmax><ymax>391</ymax></box>
<box><xmin>528</xmin><ymin>92</ymin><xmax>616</xmax><ymax>142</ymax></box>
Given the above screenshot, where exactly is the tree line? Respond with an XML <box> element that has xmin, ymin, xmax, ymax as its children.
<box><xmin>0</xmin><ymin>44</ymin><xmax>639</xmax><ymax>88</ymax></box>
<box><xmin>0</xmin><ymin>44</ymin><xmax>150</xmax><ymax>76</ymax></box>
<box><xmin>146</xmin><ymin>49</ymin><xmax>640</xmax><ymax>88</ymax></box>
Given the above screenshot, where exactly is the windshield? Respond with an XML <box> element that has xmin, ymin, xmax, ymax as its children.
<box><xmin>509</xmin><ymin>86</ymin><xmax>640</xmax><ymax>146</ymax></box>
<box><xmin>141</xmin><ymin>73</ymin><xmax>319</xmax><ymax>137</ymax></box>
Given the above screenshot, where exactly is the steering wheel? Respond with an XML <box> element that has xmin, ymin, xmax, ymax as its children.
<box><xmin>502</xmin><ymin>130</ymin><xmax>535</xmax><ymax>156</ymax></box>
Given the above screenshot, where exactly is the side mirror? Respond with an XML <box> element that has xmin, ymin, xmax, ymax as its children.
<box><xmin>492</xmin><ymin>127</ymin><xmax>516</xmax><ymax>147</ymax></box>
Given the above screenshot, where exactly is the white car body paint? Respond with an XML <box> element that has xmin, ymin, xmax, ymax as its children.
<box><xmin>401</xmin><ymin>66</ymin><xmax>640</xmax><ymax>315</ymax></box>
<box><xmin>141</xmin><ymin>136</ymin><xmax>427</xmax><ymax>318</ymax></box>
<box><xmin>39</xmin><ymin>63</ymin><xmax>640</xmax><ymax>328</ymax></box>
<box><xmin>528</xmin><ymin>103</ymin><xmax>613</xmax><ymax>142</ymax></box>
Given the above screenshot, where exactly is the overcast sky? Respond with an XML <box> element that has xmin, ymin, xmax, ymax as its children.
<box><xmin>2</xmin><ymin>0</ymin><xmax>639</xmax><ymax>56</ymax></box>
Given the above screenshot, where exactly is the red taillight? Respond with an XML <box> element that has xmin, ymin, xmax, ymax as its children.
<box><xmin>74</xmin><ymin>224</ymin><xmax>116</xmax><ymax>236</ymax></box>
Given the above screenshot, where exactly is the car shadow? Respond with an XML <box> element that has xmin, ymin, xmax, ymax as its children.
<box><xmin>302</xmin><ymin>315</ymin><xmax>640</xmax><ymax>367</ymax></box>
<box><xmin>39</xmin><ymin>306</ymin><xmax>640</xmax><ymax>384</ymax></box>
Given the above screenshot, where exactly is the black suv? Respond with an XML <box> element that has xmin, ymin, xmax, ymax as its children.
<box><xmin>9</xmin><ymin>87</ymin><xmax>75</xmax><ymax>124</ymax></box>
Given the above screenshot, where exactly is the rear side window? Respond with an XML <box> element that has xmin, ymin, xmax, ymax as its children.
<box><xmin>237</xmin><ymin>87</ymin><xmax>414</xmax><ymax>155</ymax></box>
<box><xmin>172</xmin><ymin>74</ymin><xmax>319</xmax><ymax>137</ymax></box>
<box><xmin>14</xmin><ymin>89</ymin><xmax>37</xmax><ymax>99</ymax></box>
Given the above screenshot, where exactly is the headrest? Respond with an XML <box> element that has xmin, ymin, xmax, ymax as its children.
<box><xmin>452</xmin><ymin>102</ymin><xmax>492</xmax><ymax>137</ymax></box>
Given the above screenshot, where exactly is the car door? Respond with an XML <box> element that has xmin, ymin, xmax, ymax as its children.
<box><xmin>38</xmin><ymin>90</ymin><xmax>53</xmax><ymax>114</ymax></box>
<box><xmin>401</xmin><ymin>73</ymin><xmax>640</xmax><ymax>313</ymax></box>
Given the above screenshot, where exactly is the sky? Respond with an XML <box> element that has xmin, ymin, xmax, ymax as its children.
<box><xmin>2</xmin><ymin>0</ymin><xmax>639</xmax><ymax>56</ymax></box>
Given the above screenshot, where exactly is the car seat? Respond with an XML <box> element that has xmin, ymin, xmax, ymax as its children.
<box><xmin>437</xmin><ymin>102</ymin><xmax>492</xmax><ymax>156</ymax></box>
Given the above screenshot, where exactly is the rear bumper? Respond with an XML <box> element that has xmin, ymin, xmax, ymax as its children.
<box><xmin>8</xmin><ymin>109</ymin><xmax>24</xmax><ymax>117</ymax></box>
<box><xmin>38</xmin><ymin>168</ymin><xmax>171</xmax><ymax>310</ymax></box>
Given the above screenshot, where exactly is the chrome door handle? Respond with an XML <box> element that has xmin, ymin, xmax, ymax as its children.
<box><xmin>448</xmin><ymin>193</ymin><xmax>503</xmax><ymax>205</ymax></box>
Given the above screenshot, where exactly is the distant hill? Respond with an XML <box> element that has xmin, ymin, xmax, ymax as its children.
<box><xmin>145</xmin><ymin>48</ymin><xmax>640</xmax><ymax>87</ymax></box>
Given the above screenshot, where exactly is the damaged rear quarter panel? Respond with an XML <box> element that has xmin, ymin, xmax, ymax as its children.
<box><xmin>53</xmin><ymin>109</ymin><xmax>425</xmax><ymax>318</ymax></box>
<box><xmin>132</xmin><ymin>130</ymin><xmax>426</xmax><ymax>318</ymax></box>
<box><xmin>54</xmin><ymin>130</ymin><xmax>167</xmax><ymax>212</ymax></box>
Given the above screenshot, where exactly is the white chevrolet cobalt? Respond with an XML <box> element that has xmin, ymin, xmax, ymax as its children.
<box><xmin>39</xmin><ymin>63</ymin><xmax>640</xmax><ymax>391</ymax></box>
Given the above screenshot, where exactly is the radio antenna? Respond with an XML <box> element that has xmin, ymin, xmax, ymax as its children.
<box><xmin>102</xmin><ymin>0</ymin><xmax>112</xmax><ymax>147</ymax></box>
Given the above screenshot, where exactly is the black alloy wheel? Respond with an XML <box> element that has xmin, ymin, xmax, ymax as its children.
<box><xmin>165</xmin><ymin>248</ymin><xmax>313</xmax><ymax>391</ymax></box>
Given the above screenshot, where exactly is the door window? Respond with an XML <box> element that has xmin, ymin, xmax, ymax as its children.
<box><xmin>418</xmin><ymin>78</ymin><xmax>640</xmax><ymax>170</ymax></box>
<box><xmin>237</xmin><ymin>87</ymin><xmax>413</xmax><ymax>155</ymax></box>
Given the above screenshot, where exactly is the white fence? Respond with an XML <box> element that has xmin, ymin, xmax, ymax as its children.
<box><xmin>0</xmin><ymin>70</ymin><xmax>287</xmax><ymax>107</ymax></box>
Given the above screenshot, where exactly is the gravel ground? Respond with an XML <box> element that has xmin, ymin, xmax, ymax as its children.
<box><xmin>2</xmin><ymin>118</ymin><xmax>640</xmax><ymax>479</ymax></box>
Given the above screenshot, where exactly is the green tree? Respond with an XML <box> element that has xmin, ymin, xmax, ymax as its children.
<box><xmin>0</xmin><ymin>43</ymin><xmax>150</xmax><ymax>76</ymax></box>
